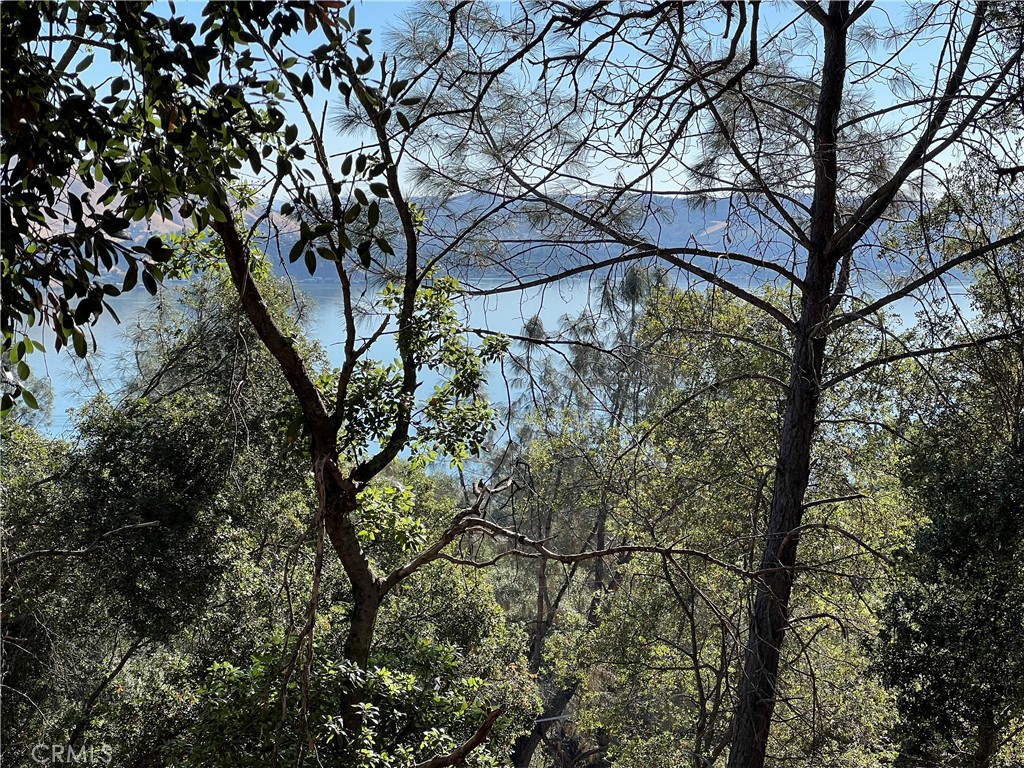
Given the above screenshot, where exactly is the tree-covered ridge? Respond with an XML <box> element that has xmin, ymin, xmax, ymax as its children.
<box><xmin>3</xmin><ymin>2</ymin><xmax>1023</xmax><ymax>767</ymax></box>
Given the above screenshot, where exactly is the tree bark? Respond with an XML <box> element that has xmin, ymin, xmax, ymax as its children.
<box><xmin>316</xmin><ymin>460</ymin><xmax>382</xmax><ymax>668</ymax></box>
<box><xmin>971</xmin><ymin>707</ymin><xmax>999</xmax><ymax>768</ymax></box>
<box><xmin>318</xmin><ymin>464</ymin><xmax>384</xmax><ymax>739</ymax></box>
<box><xmin>727</xmin><ymin>5</ymin><xmax>850</xmax><ymax>766</ymax></box>
<box><xmin>511</xmin><ymin>683</ymin><xmax>579</xmax><ymax>768</ymax></box>
<box><xmin>725</xmin><ymin>320</ymin><xmax>826</xmax><ymax>768</ymax></box>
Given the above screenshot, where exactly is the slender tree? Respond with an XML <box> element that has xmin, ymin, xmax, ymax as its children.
<box><xmin>3</xmin><ymin>2</ymin><xmax>510</xmax><ymax>760</ymax></box>
<box><xmin>392</xmin><ymin>2</ymin><xmax>1024</xmax><ymax>764</ymax></box>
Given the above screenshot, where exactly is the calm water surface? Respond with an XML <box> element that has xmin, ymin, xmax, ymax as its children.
<box><xmin>32</xmin><ymin>279</ymin><xmax>597</xmax><ymax>436</ymax></box>
<box><xmin>29</xmin><ymin>274</ymin><xmax>962</xmax><ymax>437</ymax></box>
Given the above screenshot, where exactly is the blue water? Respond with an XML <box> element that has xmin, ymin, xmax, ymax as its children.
<box><xmin>30</xmin><ymin>278</ymin><xmax>597</xmax><ymax>436</ymax></box>
<box><xmin>28</xmin><ymin>273</ymin><xmax>970</xmax><ymax>437</ymax></box>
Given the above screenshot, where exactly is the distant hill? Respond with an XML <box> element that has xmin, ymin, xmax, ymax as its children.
<box><xmin>48</xmin><ymin>183</ymin><xmax>910</xmax><ymax>290</ymax></box>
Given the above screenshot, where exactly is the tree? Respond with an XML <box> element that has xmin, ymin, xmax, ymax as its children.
<box><xmin>388</xmin><ymin>3</ymin><xmax>1024</xmax><ymax>763</ymax></box>
<box><xmin>482</xmin><ymin>272</ymin><xmax>904</xmax><ymax>767</ymax></box>
<box><xmin>1</xmin><ymin>1</ymin><xmax>253</xmax><ymax>409</ymax></box>
<box><xmin>874</xmin><ymin>243</ymin><xmax>1024</xmax><ymax>768</ymax></box>
<box><xmin>2</xmin><ymin>264</ymin><xmax>534</xmax><ymax>766</ymax></box>
<box><xmin>5</xmin><ymin>3</ymin><xmax>517</xmax><ymax>761</ymax></box>
<box><xmin>878</xmin><ymin>449</ymin><xmax>1024</xmax><ymax>768</ymax></box>
<box><xmin>0</xmin><ymin>267</ymin><xmax>316</xmax><ymax>763</ymax></box>
<box><xmin>7</xmin><ymin>1</ymin><xmax>1024</xmax><ymax>763</ymax></box>
<box><xmin>491</xmin><ymin>269</ymin><xmax>667</xmax><ymax>768</ymax></box>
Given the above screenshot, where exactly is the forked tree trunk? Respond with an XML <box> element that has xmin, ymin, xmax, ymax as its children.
<box><xmin>317</xmin><ymin>458</ymin><xmax>383</xmax><ymax>738</ymax></box>
<box><xmin>727</xmin><ymin>4</ymin><xmax>851</xmax><ymax>763</ymax></box>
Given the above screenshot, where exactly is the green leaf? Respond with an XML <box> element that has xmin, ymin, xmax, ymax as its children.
<box><xmin>369</xmin><ymin>182</ymin><xmax>389</xmax><ymax>198</ymax></box>
<box><xmin>21</xmin><ymin>387</ymin><xmax>38</xmax><ymax>410</ymax></box>
<box><xmin>285</xmin><ymin>123</ymin><xmax>298</xmax><ymax>144</ymax></box>
<box><xmin>101</xmin><ymin>216</ymin><xmax>130</xmax><ymax>234</ymax></box>
<box><xmin>285</xmin><ymin>412</ymin><xmax>304</xmax><ymax>437</ymax></box>
<box><xmin>76</xmin><ymin>54</ymin><xmax>95</xmax><ymax>73</ymax></box>
<box><xmin>142</xmin><ymin>269</ymin><xmax>158</xmax><ymax>295</ymax></box>
<box><xmin>69</xmin><ymin>193</ymin><xmax>83</xmax><ymax>222</ymax></box>
<box><xmin>316</xmin><ymin>246</ymin><xmax>338</xmax><ymax>261</ymax></box>
<box><xmin>73</xmin><ymin>331</ymin><xmax>88</xmax><ymax>358</ymax></box>
<box><xmin>123</xmin><ymin>262</ymin><xmax>138</xmax><ymax>292</ymax></box>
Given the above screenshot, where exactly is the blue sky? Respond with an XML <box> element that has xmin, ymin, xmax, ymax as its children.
<box><xmin>57</xmin><ymin>1</ymin><xmax>990</xmax><ymax>206</ymax></box>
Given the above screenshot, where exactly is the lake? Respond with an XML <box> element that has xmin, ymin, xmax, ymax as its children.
<box><xmin>30</xmin><ymin>277</ymin><xmax>598</xmax><ymax>436</ymax></box>
<box><xmin>27</xmin><ymin>272</ymin><xmax>962</xmax><ymax>437</ymax></box>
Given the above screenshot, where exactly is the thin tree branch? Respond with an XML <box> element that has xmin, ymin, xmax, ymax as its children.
<box><xmin>412</xmin><ymin>707</ymin><xmax>505</xmax><ymax>768</ymax></box>
<box><xmin>823</xmin><ymin>328</ymin><xmax>1024</xmax><ymax>389</ymax></box>
<box><xmin>7</xmin><ymin>522</ymin><xmax>160</xmax><ymax>568</ymax></box>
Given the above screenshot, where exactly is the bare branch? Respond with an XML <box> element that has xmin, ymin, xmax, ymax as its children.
<box><xmin>412</xmin><ymin>707</ymin><xmax>505</xmax><ymax>768</ymax></box>
<box><xmin>6</xmin><ymin>522</ymin><xmax>160</xmax><ymax>568</ymax></box>
<box><xmin>823</xmin><ymin>328</ymin><xmax>1024</xmax><ymax>389</ymax></box>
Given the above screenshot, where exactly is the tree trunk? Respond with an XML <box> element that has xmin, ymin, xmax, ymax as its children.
<box><xmin>511</xmin><ymin>683</ymin><xmax>579</xmax><ymax>768</ymax></box>
<box><xmin>317</xmin><ymin>460</ymin><xmax>381</xmax><ymax>668</ymax></box>
<box><xmin>318</xmin><ymin>459</ymin><xmax>383</xmax><ymax>738</ymax></box>
<box><xmin>971</xmin><ymin>707</ymin><xmax>999</xmax><ymax>768</ymax></box>
<box><xmin>726</xmin><ymin>4</ymin><xmax>851</xmax><ymax>764</ymax></box>
<box><xmin>725</xmin><ymin>322</ymin><xmax>825</xmax><ymax>768</ymax></box>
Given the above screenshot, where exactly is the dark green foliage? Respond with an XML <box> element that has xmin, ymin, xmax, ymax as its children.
<box><xmin>1</xmin><ymin>396</ymin><xmax>236</xmax><ymax>762</ymax></box>
<box><xmin>182</xmin><ymin>589</ymin><xmax>526</xmax><ymax>768</ymax></box>
<box><xmin>0</xmin><ymin>271</ymin><xmax>314</xmax><ymax>764</ymax></box>
<box><xmin>873</xmin><ymin>241</ymin><xmax>1024</xmax><ymax>768</ymax></box>
<box><xmin>71</xmin><ymin>394</ymin><xmax>233</xmax><ymax>638</ymax></box>
<box><xmin>0</xmin><ymin>1</ymin><xmax>314</xmax><ymax>412</ymax></box>
<box><xmin>876</xmin><ymin>446</ymin><xmax>1024</xmax><ymax>768</ymax></box>
<box><xmin>0</xmin><ymin>262</ymin><xmax>529</xmax><ymax>764</ymax></box>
